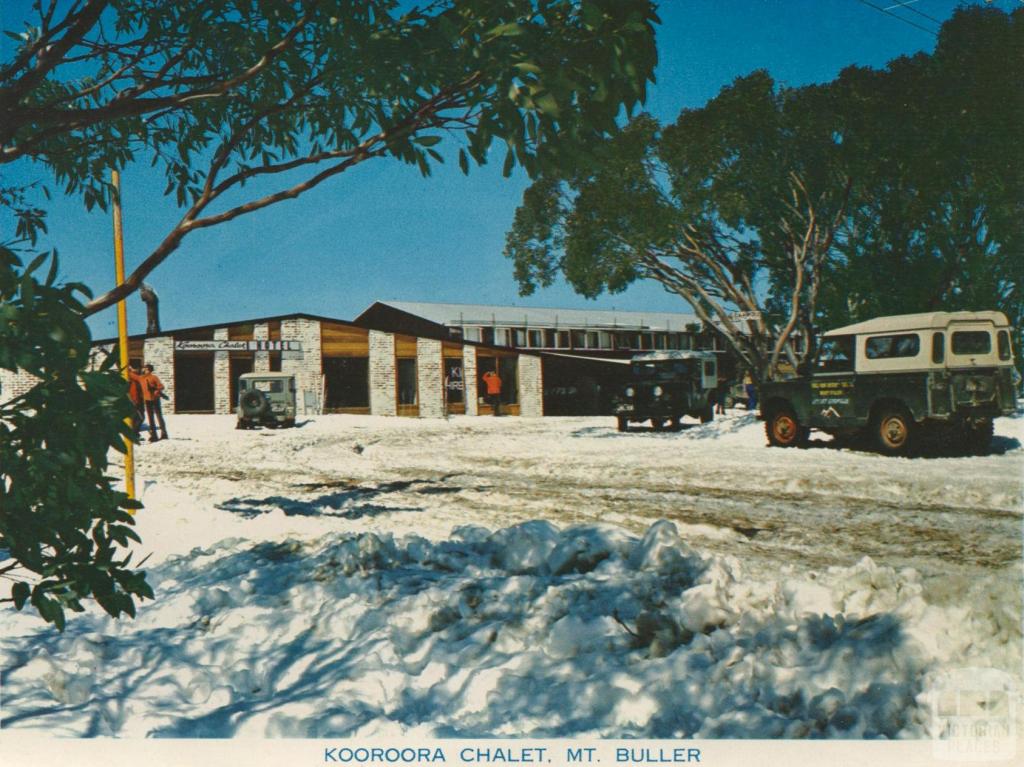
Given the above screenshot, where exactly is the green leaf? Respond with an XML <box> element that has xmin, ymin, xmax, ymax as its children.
<box><xmin>413</xmin><ymin>135</ymin><xmax>442</xmax><ymax>147</ymax></box>
<box><xmin>12</xmin><ymin>582</ymin><xmax>30</xmax><ymax>610</ymax></box>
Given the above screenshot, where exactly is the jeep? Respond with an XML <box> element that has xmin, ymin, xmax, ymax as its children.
<box><xmin>236</xmin><ymin>372</ymin><xmax>297</xmax><ymax>429</ymax></box>
<box><xmin>759</xmin><ymin>311</ymin><xmax>1018</xmax><ymax>455</ymax></box>
<box><xmin>614</xmin><ymin>351</ymin><xmax>718</xmax><ymax>431</ymax></box>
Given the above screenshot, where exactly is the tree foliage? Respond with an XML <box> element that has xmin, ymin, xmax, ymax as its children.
<box><xmin>2</xmin><ymin>0</ymin><xmax>659</xmax><ymax>313</ymax></box>
<box><xmin>0</xmin><ymin>243</ymin><xmax>152</xmax><ymax>630</ymax></box>
<box><xmin>506</xmin><ymin>6</ymin><xmax>1023</xmax><ymax>380</ymax></box>
<box><xmin>0</xmin><ymin>1</ymin><xmax>659</xmax><ymax>628</ymax></box>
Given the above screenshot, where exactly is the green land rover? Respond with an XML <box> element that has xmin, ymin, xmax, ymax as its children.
<box><xmin>614</xmin><ymin>351</ymin><xmax>718</xmax><ymax>432</ymax></box>
<box><xmin>759</xmin><ymin>311</ymin><xmax>1018</xmax><ymax>455</ymax></box>
<box><xmin>236</xmin><ymin>372</ymin><xmax>297</xmax><ymax>429</ymax></box>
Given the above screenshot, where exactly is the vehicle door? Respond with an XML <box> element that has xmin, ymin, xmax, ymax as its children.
<box><xmin>808</xmin><ymin>334</ymin><xmax>857</xmax><ymax>427</ymax></box>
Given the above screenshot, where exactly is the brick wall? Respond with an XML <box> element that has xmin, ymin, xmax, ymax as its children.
<box><xmin>462</xmin><ymin>345</ymin><xmax>478</xmax><ymax>416</ymax></box>
<box><xmin>416</xmin><ymin>338</ymin><xmax>443</xmax><ymax>418</ymax></box>
<box><xmin>281</xmin><ymin>318</ymin><xmax>323</xmax><ymax>415</ymax></box>
<box><xmin>369</xmin><ymin>330</ymin><xmax>397</xmax><ymax>416</ymax></box>
<box><xmin>213</xmin><ymin>328</ymin><xmax>230</xmax><ymax>414</ymax></box>
<box><xmin>253</xmin><ymin>322</ymin><xmax>270</xmax><ymax>373</ymax></box>
<box><xmin>144</xmin><ymin>336</ymin><xmax>175</xmax><ymax>411</ymax></box>
<box><xmin>0</xmin><ymin>368</ymin><xmax>37</xmax><ymax>405</ymax></box>
<box><xmin>517</xmin><ymin>354</ymin><xmax>544</xmax><ymax>417</ymax></box>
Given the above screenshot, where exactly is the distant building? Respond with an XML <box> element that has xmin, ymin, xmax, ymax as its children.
<box><xmin>354</xmin><ymin>301</ymin><xmax>705</xmax><ymax>357</ymax></box>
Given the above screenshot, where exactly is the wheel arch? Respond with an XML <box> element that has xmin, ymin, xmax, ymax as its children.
<box><xmin>868</xmin><ymin>397</ymin><xmax>917</xmax><ymax>424</ymax></box>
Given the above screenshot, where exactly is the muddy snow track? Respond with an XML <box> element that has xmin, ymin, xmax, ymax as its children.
<box><xmin>131</xmin><ymin>414</ymin><xmax>1023</xmax><ymax>586</ymax></box>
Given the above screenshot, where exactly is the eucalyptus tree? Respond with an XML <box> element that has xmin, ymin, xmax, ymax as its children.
<box><xmin>506</xmin><ymin>6</ymin><xmax>1022</xmax><ymax>382</ymax></box>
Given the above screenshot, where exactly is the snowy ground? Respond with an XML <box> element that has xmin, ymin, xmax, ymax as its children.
<box><xmin>1</xmin><ymin>410</ymin><xmax>1021</xmax><ymax>739</ymax></box>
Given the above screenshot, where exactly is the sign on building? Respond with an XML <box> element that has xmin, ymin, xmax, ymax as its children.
<box><xmin>173</xmin><ymin>340</ymin><xmax>303</xmax><ymax>351</ymax></box>
<box><xmin>729</xmin><ymin>311</ymin><xmax>762</xmax><ymax>323</ymax></box>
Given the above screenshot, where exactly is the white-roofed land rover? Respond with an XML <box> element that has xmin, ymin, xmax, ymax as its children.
<box><xmin>236</xmin><ymin>372</ymin><xmax>297</xmax><ymax>429</ymax></box>
<box><xmin>759</xmin><ymin>311</ymin><xmax>1018</xmax><ymax>455</ymax></box>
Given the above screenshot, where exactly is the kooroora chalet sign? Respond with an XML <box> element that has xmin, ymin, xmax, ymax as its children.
<box><xmin>173</xmin><ymin>340</ymin><xmax>303</xmax><ymax>351</ymax></box>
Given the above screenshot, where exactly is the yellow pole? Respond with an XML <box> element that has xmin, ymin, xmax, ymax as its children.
<box><xmin>111</xmin><ymin>170</ymin><xmax>136</xmax><ymax>505</ymax></box>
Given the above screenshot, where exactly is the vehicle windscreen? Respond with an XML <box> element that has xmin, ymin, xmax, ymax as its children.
<box><xmin>253</xmin><ymin>380</ymin><xmax>284</xmax><ymax>393</ymax></box>
<box><xmin>815</xmin><ymin>336</ymin><xmax>854</xmax><ymax>373</ymax></box>
<box><xmin>632</xmin><ymin>360</ymin><xmax>695</xmax><ymax>376</ymax></box>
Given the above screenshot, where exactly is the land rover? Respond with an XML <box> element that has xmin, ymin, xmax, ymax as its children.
<box><xmin>759</xmin><ymin>311</ymin><xmax>1018</xmax><ymax>455</ymax></box>
<box><xmin>614</xmin><ymin>351</ymin><xmax>718</xmax><ymax>432</ymax></box>
<box><xmin>236</xmin><ymin>372</ymin><xmax>297</xmax><ymax>429</ymax></box>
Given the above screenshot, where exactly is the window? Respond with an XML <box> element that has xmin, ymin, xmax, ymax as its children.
<box><xmin>815</xmin><ymin>335</ymin><xmax>854</xmax><ymax>373</ymax></box>
<box><xmin>952</xmin><ymin>331</ymin><xmax>991</xmax><ymax>355</ymax></box>
<box><xmin>599</xmin><ymin>332</ymin><xmax>612</xmax><ymax>349</ymax></box>
<box><xmin>931</xmin><ymin>332</ymin><xmax>944</xmax><ymax>364</ymax></box>
<box><xmin>998</xmin><ymin>330</ymin><xmax>1012</xmax><ymax>361</ymax></box>
<box><xmin>586</xmin><ymin>331</ymin><xmax>599</xmax><ymax>348</ymax></box>
<box><xmin>444</xmin><ymin>358</ymin><xmax>464</xmax><ymax>404</ymax></box>
<box><xmin>544</xmin><ymin>329</ymin><xmax>556</xmax><ymax>348</ymax></box>
<box><xmin>654</xmin><ymin>334</ymin><xmax>666</xmax><ymax>350</ymax></box>
<box><xmin>528</xmin><ymin>330</ymin><xmax>543</xmax><ymax>348</ymax></box>
<box><xmin>557</xmin><ymin>330</ymin><xmax>570</xmax><ymax>348</ymax></box>
<box><xmin>571</xmin><ymin>330</ymin><xmax>585</xmax><ymax>348</ymax></box>
<box><xmin>463</xmin><ymin>326</ymin><xmax>481</xmax><ymax>342</ymax></box>
<box><xmin>513</xmin><ymin>328</ymin><xmax>527</xmax><ymax>347</ymax></box>
<box><xmin>865</xmin><ymin>333</ymin><xmax>920</xmax><ymax>359</ymax></box>
<box><xmin>481</xmin><ymin>327</ymin><xmax>494</xmax><ymax>345</ymax></box>
<box><xmin>324</xmin><ymin>357</ymin><xmax>369</xmax><ymax>409</ymax></box>
<box><xmin>397</xmin><ymin>358</ymin><xmax>417</xmax><ymax>405</ymax></box>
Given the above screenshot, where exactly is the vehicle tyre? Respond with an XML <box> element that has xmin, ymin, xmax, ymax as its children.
<box><xmin>873</xmin><ymin>407</ymin><xmax>915</xmax><ymax>456</ymax></box>
<box><xmin>617</xmin><ymin>416</ymin><xmax>629</xmax><ymax>432</ymax></box>
<box><xmin>965</xmin><ymin>418</ymin><xmax>994</xmax><ymax>456</ymax></box>
<box><xmin>651</xmin><ymin>418</ymin><xmax>667</xmax><ymax>431</ymax></box>
<box><xmin>670</xmin><ymin>416</ymin><xmax>682</xmax><ymax>431</ymax></box>
<box><xmin>700</xmin><ymin>405</ymin><xmax>714</xmax><ymax>424</ymax></box>
<box><xmin>765</xmin><ymin>408</ymin><xmax>808</xmax><ymax>448</ymax></box>
<box><xmin>239</xmin><ymin>390</ymin><xmax>269</xmax><ymax>418</ymax></box>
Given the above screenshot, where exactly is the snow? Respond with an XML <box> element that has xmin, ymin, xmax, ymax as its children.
<box><xmin>1</xmin><ymin>410</ymin><xmax>1021</xmax><ymax>739</ymax></box>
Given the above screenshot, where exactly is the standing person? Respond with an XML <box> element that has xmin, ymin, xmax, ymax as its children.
<box><xmin>126</xmin><ymin>365</ymin><xmax>146</xmax><ymax>435</ymax></box>
<box><xmin>482</xmin><ymin>368</ymin><xmax>502</xmax><ymax>416</ymax></box>
<box><xmin>714</xmin><ymin>385</ymin><xmax>726</xmax><ymax>415</ymax></box>
<box><xmin>141</xmin><ymin>364</ymin><xmax>169</xmax><ymax>441</ymax></box>
<box><xmin>743</xmin><ymin>371</ymin><xmax>757</xmax><ymax>412</ymax></box>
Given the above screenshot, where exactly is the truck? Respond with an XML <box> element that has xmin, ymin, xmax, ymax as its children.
<box><xmin>759</xmin><ymin>311</ymin><xmax>1018</xmax><ymax>455</ymax></box>
<box><xmin>614</xmin><ymin>351</ymin><xmax>718</xmax><ymax>432</ymax></box>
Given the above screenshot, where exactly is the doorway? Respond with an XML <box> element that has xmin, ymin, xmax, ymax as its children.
<box><xmin>173</xmin><ymin>353</ymin><xmax>215</xmax><ymax>413</ymax></box>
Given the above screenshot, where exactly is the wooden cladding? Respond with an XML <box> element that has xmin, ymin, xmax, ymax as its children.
<box><xmin>321</xmin><ymin>321</ymin><xmax>370</xmax><ymax>357</ymax></box>
<box><xmin>394</xmin><ymin>333</ymin><xmax>418</xmax><ymax>357</ymax></box>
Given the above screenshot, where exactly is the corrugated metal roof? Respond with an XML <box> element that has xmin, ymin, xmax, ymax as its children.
<box><xmin>379</xmin><ymin>301</ymin><xmax>699</xmax><ymax>332</ymax></box>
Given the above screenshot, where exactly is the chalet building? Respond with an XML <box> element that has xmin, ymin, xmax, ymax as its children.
<box><xmin>0</xmin><ymin>312</ymin><xmax>543</xmax><ymax>418</ymax></box>
<box><xmin>354</xmin><ymin>301</ymin><xmax>729</xmax><ymax>415</ymax></box>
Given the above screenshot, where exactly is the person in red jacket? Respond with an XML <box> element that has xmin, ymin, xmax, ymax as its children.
<box><xmin>126</xmin><ymin>365</ymin><xmax>146</xmax><ymax>435</ymax></box>
<box><xmin>141</xmin><ymin>364</ymin><xmax>169</xmax><ymax>442</ymax></box>
<box><xmin>482</xmin><ymin>369</ymin><xmax>502</xmax><ymax>416</ymax></box>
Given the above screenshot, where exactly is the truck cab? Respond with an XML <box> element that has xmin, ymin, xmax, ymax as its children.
<box><xmin>759</xmin><ymin>311</ymin><xmax>1018</xmax><ymax>455</ymax></box>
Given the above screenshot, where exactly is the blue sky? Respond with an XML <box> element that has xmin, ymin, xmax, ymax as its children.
<box><xmin>3</xmin><ymin>1</ymin><xmax>1015</xmax><ymax>337</ymax></box>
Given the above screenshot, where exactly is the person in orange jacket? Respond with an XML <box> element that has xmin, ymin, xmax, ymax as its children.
<box><xmin>140</xmin><ymin>363</ymin><xmax>169</xmax><ymax>442</ymax></box>
<box><xmin>126</xmin><ymin>365</ymin><xmax>146</xmax><ymax>435</ymax></box>
<box><xmin>482</xmin><ymin>369</ymin><xmax>502</xmax><ymax>416</ymax></box>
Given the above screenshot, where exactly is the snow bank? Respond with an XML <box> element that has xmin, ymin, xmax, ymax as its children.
<box><xmin>2</xmin><ymin>519</ymin><xmax>1017</xmax><ymax>739</ymax></box>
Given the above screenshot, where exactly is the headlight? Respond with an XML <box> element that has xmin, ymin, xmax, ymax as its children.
<box><xmin>653</xmin><ymin>385</ymin><xmax>663</xmax><ymax>397</ymax></box>
<box><xmin>625</xmin><ymin>387</ymin><xmax>635</xmax><ymax>397</ymax></box>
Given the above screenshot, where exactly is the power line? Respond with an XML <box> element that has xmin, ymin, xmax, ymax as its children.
<box><xmin>853</xmin><ymin>0</ymin><xmax>939</xmax><ymax>37</ymax></box>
